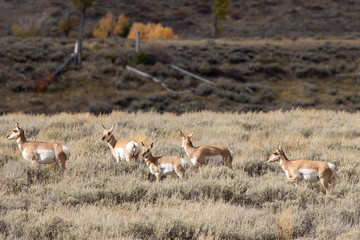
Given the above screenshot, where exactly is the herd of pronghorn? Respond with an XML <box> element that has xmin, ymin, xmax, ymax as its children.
<box><xmin>6</xmin><ymin>123</ymin><xmax>336</xmax><ymax>194</ymax></box>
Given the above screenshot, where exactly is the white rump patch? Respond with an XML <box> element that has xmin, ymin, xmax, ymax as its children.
<box><xmin>181</xmin><ymin>158</ymin><xmax>188</xmax><ymax>170</ymax></box>
<box><xmin>229</xmin><ymin>149</ymin><xmax>234</xmax><ymax>158</ymax></box>
<box><xmin>205</xmin><ymin>155</ymin><xmax>223</xmax><ymax>165</ymax></box>
<box><xmin>115</xmin><ymin>148</ymin><xmax>126</xmax><ymax>161</ymax></box>
<box><xmin>34</xmin><ymin>149</ymin><xmax>56</xmax><ymax>164</ymax></box>
<box><xmin>63</xmin><ymin>145</ymin><xmax>70</xmax><ymax>158</ymax></box>
<box><xmin>158</xmin><ymin>163</ymin><xmax>174</xmax><ymax>175</ymax></box>
<box><xmin>126</xmin><ymin>141</ymin><xmax>140</xmax><ymax>158</ymax></box>
<box><xmin>328</xmin><ymin>163</ymin><xmax>336</xmax><ymax>178</ymax></box>
<box><xmin>298</xmin><ymin>169</ymin><xmax>319</xmax><ymax>182</ymax></box>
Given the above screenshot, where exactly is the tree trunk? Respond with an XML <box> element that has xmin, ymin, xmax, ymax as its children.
<box><xmin>75</xmin><ymin>8</ymin><xmax>85</xmax><ymax>65</ymax></box>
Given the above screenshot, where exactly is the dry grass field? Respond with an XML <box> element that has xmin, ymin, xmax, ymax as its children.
<box><xmin>0</xmin><ymin>110</ymin><xmax>360</xmax><ymax>239</ymax></box>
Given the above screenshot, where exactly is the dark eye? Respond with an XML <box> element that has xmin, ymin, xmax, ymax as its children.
<box><xmin>13</xmin><ymin>129</ymin><xmax>17</xmax><ymax>132</ymax></box>
<box><xmin>274</xmin><ymin>152</ymin><xmax>278</xmax><ymax>155</ymax></box>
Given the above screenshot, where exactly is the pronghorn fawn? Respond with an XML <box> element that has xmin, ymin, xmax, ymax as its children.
<box><xmin>141</xmin><ymin>142</ymin><xmax>188</xmax><ymax>182</ymax></box>
<box><xmin>6</xmin><ymin>123</ymin><xmax>70</xmax><ymax>171</ymax></box>
<box><xmin>101</xmin><ymin>124</ymin><xmax>140</xmax><ymax>163</ymax></box>
<box><xmin>180</xmin><ymin>131</ymin><xmax>234</xmax><ymax>170</ymax></box>
<box><xmin>267</xmin><ymin>146</ymin><xmax>336</xmax><ymax>194</ymax></box>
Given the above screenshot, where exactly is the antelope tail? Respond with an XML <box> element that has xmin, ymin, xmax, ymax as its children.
<box><xmin>132</xmin><ymin>143</ymin><xmax>136</xmax><ymax>158</ymax></box>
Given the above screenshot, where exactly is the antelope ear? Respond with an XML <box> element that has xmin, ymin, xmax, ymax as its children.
<box><xmin>16</xmin><ymin>122</ymin><xmax>21</xmax><ymax>129</ymax></box>
<box><xmin>141</xmin><ymin>142</ymin><xmax>145</xmax><ymax>147</ymax></box>
<box><xmin>188</xmin><ymin>133</ymin><xmax>193</xmax><ymax>138</ymax></box>
<box><xmin>278</xmin><ymin>145</ymin><xmax>283</xmax><ymax>151</ymax></box>
<box><xmin>101</xmin><ymin>124</ymin><xmax>106</xmax><ymax>130</ymax></box>
<box><xmin>109</xmin><ymin>124</ymin><xmax>114</xmax><ymax>132</ymax></box>
<box><xmin>180</xmin><ymin>130</ymin><xmax>185</xmax><ymax>137</ymax></box>
<box><xmin>150</xmin><ymin>142</ymin><xmax>153</xmax><ymax>148</ymax></box>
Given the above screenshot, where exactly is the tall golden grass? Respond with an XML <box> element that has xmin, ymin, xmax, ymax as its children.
<box><xmin>0</xmin><ymin>110</ymin><xmax>359</xmax><ymax>239</ymax></box>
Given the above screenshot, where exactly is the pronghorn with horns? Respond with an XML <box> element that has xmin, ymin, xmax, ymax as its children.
<box><xmin>141</xmin><ymin>142</ymin><xmax>188</xmax><ymax>182</ymax></box>
<box><xmin>101</xmin><ymin>124</ymin><xmax>140</xmax><ymax>162</ymax></box>
<box><xmin>267</xmin><ymin>145</ymin><xmax>336</xmax><ymax>194</ymax></box>
<box><xmin>180</xmin><ymin>131</ymin><xmax>234</xmax><ymax>170</ymax></box>
<box><xmin>6</xmin><ymin>123</ymin><xmax>70</xmax><ymax>171</ymax></box>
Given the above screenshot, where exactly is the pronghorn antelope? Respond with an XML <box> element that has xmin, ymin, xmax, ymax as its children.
<box><xmin>267</xmin><ymin>146</ymin><xmax>336</xmax><ymax>194</ymax></box>
<box><xmin>101</xmin><ymin>124</ymin><xmax>140</xmax><ymax>163</ymax></box>
<box><xmin>6</xmin><ymin>123</ymin><xmax>70</xmax><ymax>171</ymax></box>
<box><xmin>141</xmin><ymin>142</ymin><xmax>188</xmax><ymax>182</ymax></box>
<box><xmin>180</xmin><ymin>131</ymin><xmax>234</xmax><ymax>170</ymax></box>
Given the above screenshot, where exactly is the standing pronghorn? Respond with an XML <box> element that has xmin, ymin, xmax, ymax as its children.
<box><xmin>101</xmin><ymin>124</ymin><xmax>140</xmax><ymax>163</ymax></box>
<box><xmin>267</xmin><ymin>146</ymin><xmax>336</xmax><ymax>194</ymax></box>
<box><xmin>180</xmin><ymin>131</ymin><xmax>234</xmax><ymax>170</ymax></box>
<box><xmin>141</xmin><ymin>142</ymin><xmax>188</xmax><ymax>182</ymax></box>
<box><xmin>6</xmin><ymin>123</ymin><xmax>70</xmax><ymax>171</ymax></box>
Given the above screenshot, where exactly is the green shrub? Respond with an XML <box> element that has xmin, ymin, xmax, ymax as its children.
<box><xmin>130</xmin><ymin>51</ymin><xmax>154</xmax><ymax>65</ymax></box>
<box><xmin>104</xmin><ymin>53</ymin><xmax>117</xmax><ymax>63</ymax></box>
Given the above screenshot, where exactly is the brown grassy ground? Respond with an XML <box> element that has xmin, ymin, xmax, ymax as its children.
<box><xmin>0</xmin><ymin>110</ymin><xmax>360</xmax><ymax>239</ymax></box>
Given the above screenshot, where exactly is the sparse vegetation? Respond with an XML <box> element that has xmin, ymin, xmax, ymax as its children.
<box><xmin>0</xmin><ymin>110</ymin><xmax>360</xmax><ymax>239</ymax></box>
<box><xmin>1</xmin><ymin>37</ymin><xmax>360</xmax><ymax>113</ymax></box>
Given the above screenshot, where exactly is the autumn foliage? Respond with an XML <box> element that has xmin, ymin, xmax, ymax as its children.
<box><xmin>127</xmin><ymin>22</ymin><xmax>178</xmax><ymax>40</ymax></box>
<box><xmin>12</xmin><ymin>25</ymin><xmax>41</xmax><ymax>38</ymax></box>
<box><xmin>20</xmin><ymin>73</ymin><xmax>54</xmax><ymax>92</ymax></box>
<box><xmin>58</xmin><ymin>16</ymin><xmax>79</xmax><ymax>37</ymax></box>
<box><xmin>113</xmin><ymin>14</ymin><xmax>131</xmax><ymax>37</ymax></box>
<box><xmin>93</xmin><ymin>13</ymin><xmax>131</xmax><ymax>39</ymax></box>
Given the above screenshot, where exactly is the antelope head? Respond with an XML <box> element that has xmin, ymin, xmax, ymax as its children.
<box><xmin>101</xmin><ymin>124</ymin><xmax>114</xmax><ymax>142</ymax></box>
<box><xmin>267</xmin><ymin>145</ymin><xmax>284</xmax><ymax>162</ymax></box>
<box><xmin>141</xmin><ymin>142</ymin><xmax>153</xmax><ymax>159</ymax></box>
<box><xmin>180</xmin><ymin>131</ymin><xmax>193</xmax><ymax>148</ymax></box>
<box><xmin>7</xmin><ymin>122</ymin><xmax>24</xmax><ymax>140</ymax></box>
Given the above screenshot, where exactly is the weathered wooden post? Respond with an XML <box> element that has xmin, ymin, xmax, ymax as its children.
<box><xmin>136</xmin><ymin>31</ymin><xmax>140</xmax><ymax>52</ymax></box>
<box><xmin>73</xmin><ymin>41</ymin><xmax>79</xmax><ymax>65</ymax></box>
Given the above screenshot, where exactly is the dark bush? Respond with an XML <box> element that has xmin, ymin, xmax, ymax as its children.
<box><xmin>197</xmin><ymin>61</ymin><xmax>213</xmax><ymax>75</ymax></box>
<box><xmin>218</xmin><ymin>68</ymin><xmax>245</xmax><ymax>82</ymax></box>
<box><xmin>143</xmin><ymin>43</ymin><xmax>171</xmax><ymax>64</ymax></box>
<box><xmin>130</xmin><ymin>51</ymin><xmax>154</xmax><ymax>65</ymax></box>
<box><xmin>295</xmin><ymin>66</ymin><xmax>331</xmax><ymax>78</ymax></box>
<box><xmin>196</xmin><ymin>83</ymin><xmax>216</xmax><ymax>96</ymax></box>
<box><xmin>114</xmin><ymin>94</ymin><xmax>136</xmax><ymax>107</ymax></box>
<box><xmin>196</xmin><ymin>1</ymin><xmax>211</xmax><ymax>14</ymax></box>
<box><xmin>136</xmin><ymin>2</ymin><xmax>150</xmax><ymax>11</ymax></box>
<box><xmin>334</xmin><ymin>98</ymin><xmax>345</xmax><ymax>105</ymax></box>
<box><xmin>229</xmin><ymin>53</ymin><xmax>250</xmax><ymax>64</ymax></box>
<box><xmin>104</xmin><ymin>53</ymin><xmax>117</xmax><ymax>63</ymax></box>
<box><xmin>88</xmin><ymin>103</ymin><xmax>112</xmax><ymax>115</ymax></box>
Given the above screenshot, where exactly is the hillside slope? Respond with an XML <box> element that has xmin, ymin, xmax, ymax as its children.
<box><xmin>1</xmin><ymin>37</ymin><xmax>360</xmax><ymax>114</ymax></box>
<box><xmin>1</xmin><ymin>0</ymin><xmax>360</xmax><ymax>39</ymax></box>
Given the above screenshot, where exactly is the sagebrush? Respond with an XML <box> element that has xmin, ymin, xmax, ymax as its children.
<box><xmin>0</xmin><ymin>110</ymin><xmax>360</xmax><ymax>239</ymax></box>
